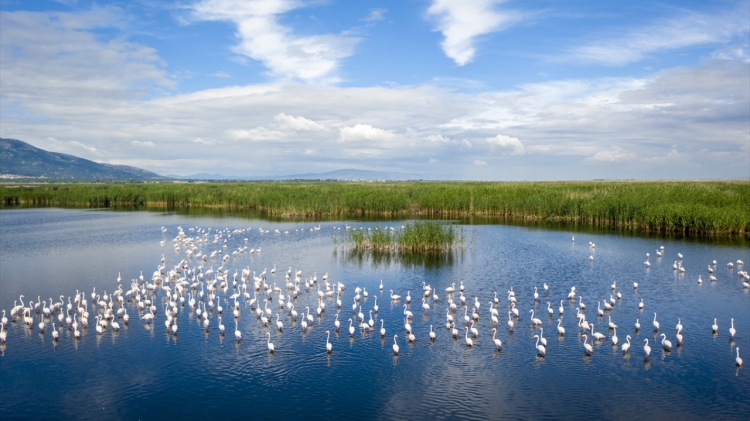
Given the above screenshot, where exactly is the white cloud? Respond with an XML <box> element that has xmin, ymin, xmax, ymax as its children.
<box><xmin>189</xmin><ymin>0</ymin><xmax>360</xmax><ymax>82</ymax></box>
<box><xmin>274</xmin><ymin>113</ymin><xmax>326</xmax><ymax>131</ymax></box>
<box><xmin>364</xmin><ymin>8</ymin><xmax>387</xmax><ymax>22</ymax></box>
<box><xmin>338</xmin><ymin>124</ymin><xmax>398</xmax><ymax>143</ymax></box>
<box><xmin>427</xmin><ymin>134</ymin><xmax>451</xmax><ymax>143</ymax></box>
<box><xmin>426</xmin><ymin>0</ymin><xmax>519</xmax><ymax>65</ymax></box>
<box><xmin>69</xmin><ymin>140</ymin><xmax>97</xmax><ymax>153</ymax></box>
<box><xmin>473</xmin><ymin>159</ymin><xmax>487</xmax><ymax>166</ymax></box>
<box><xmin>0</xmin><ymin>8</ymin><xmax>173</xmax><ymax>108</ymax></box>
<box><xmin>570</xmin><ymin>8</ymin><xmax>749</xmax><ymax>66</ymax></box>
<box><xmin>209</xmin><ymin>71</ymin><xmax>231</xmax><ymax>78</ymax></box>
<box><xmin>429</xmin><ymin>158</ymin><xmax>438</xmax><ymax>163</ymax></box>
<box><xmin>2</xmin><ymin>11</ymin><xmax>747</xmax><ymax>180</ymax></box>
<box><xmin>711</xmin><ymin>44</ymin><xmax>749</xmax><ymax>62</ymax></box>
<box><xmin>131</xmin><ymin>140</ymin><xmax>156</xmax><ymax>148</ymax></box>
<box><xmin>585</xmin><ymin>148</ymin><xmax>637</xmax><ymax>163</ymax></box>
<box><xmin>486</xmin><ymin>134</ymin><xmax>524</xmax><ymax>155</ymax></box>
<box><xmin>228</xmin><ymin>127</ymin><xmax>284</xmax><ymax>141</ymax></box>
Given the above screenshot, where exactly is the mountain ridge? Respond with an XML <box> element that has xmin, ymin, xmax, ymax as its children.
<box><xmin>0</xmin><ymin>138</ymin><xmax>164</xmax><ymax>179</ymax></box>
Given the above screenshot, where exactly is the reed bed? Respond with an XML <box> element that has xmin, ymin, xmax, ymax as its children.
<box><xmin>341</xmin><ymin>221</ymin><xmax>464</xmax><ymax>252</ymax></box>
<box><xmin>1</xmin><ymin>180</ymin><xmax>748</xmax><ymax>235</ymax></box>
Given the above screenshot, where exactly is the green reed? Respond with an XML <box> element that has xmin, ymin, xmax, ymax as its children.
<box><xmin>341</xmin><ymin>221</ymin><xmax>463</xmax><ymax>252</ymax></box>
<box><xmin>1</xmin><ymin>180</ymin><xmax>748</xmax><ymax>235</ymax></box>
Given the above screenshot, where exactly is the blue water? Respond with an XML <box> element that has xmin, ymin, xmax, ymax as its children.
<box><xmin>0</xmin><ymin>208</ymin><xmax>748</xmax><ymax>420</ymax></box>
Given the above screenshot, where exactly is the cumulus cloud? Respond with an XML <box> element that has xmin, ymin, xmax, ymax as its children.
<box><xmin>189</xmin><ymin>0</ymin><xmax>360</xmax><ymax>82</ymax></box>
<box><xmin>274</xmin><ymin>113</ymin><xmax>326</xmax><ymax>131</ymax></box>
<box><xmin>338</xmin><ymin>124</ymin><xmax>398</xmax><ymax>143</ymax></box>
<box><xmin>228</xmin><ymin>127</ymin><xmax>283</xmax><ymax>141</ymax></box>
<box><xmin>426</xmin><ymin>0</ymin><xmax>519</xmax><ymax>65</ymax></box>
<box><xmin>2</xmin><ymin>10</ymin><xmax>747</xmax><ymax>180</ymax></box>
<box><xmin>0</xmin><ymin>7</ymin><xmax>173</xmax><ymax>108</ymax></box>
<box><xmin>585</xmin><ymin>147</ymin><xmax>637</xmax><ymax>163</ymax></box>
<box><xmin>473</xmin><ymin>159</ymin><xmax>487</xmax><ymax>166</ymax></box>
<box><xmin>131</xmin><ymin>140</ymin><xmax>156</xmax><ymax>148</ymax></box>
<box><xmin>486</xmin><ymin>134</ymin><xmax>524</xmax><ymax>155</ymax></box>
<box><xmin>364</xmin><ymin>8</ymin><xmax>387</xmax><ymax>22</ymax></box>
<box><xmin>570</xmin><ymin>8</ymin><xmax>749</xmax><ymax>66</ymax></box>
<box><xmin>711</xmin><ymin>44</ymin><xmax>749</xmax><ymax>62</ymax></box>
<box><xmin>427</xmin><ymin>134</ymin><xmax>452</xmax><ymax>143</ymax></box>
<box><xmin>69</xmin><ymin>140</ymin><xmax>98</xmax><ymax>153</ymax></box>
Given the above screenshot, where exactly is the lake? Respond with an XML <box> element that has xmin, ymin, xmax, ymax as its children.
<box><xmin>0</xmin><ymin>207</ymin><xmax>748</xmax><ymax>420</ymax></box>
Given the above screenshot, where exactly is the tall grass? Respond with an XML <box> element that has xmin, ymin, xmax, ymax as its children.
<box><xmin>341</xmin><ymin>222</ymin><xmax>464</xmax><ymax>252</ymax></box>
<box><xmin>1</xmin><ymin>180</ymin><xmax>748</xmax><ymax>235</ymax></box>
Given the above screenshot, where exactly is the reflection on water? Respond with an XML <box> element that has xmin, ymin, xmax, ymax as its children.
<box><xmin>5</xmin><ymin>204</ymin><xmax>748</xmax><ymax>246</ymax></box>
<box><xmin>0</xmin><ymin>207</ymin><xmax>748</xmax><ymax>421</ymax></box>
<box><xmin>340</xmin><ymin>248</ymin><xmax>462</xmax><ymax>270</ymax></box>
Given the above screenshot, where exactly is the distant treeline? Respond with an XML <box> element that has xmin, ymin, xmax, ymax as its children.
<box><xmin>1</xmin><ymin>181</ymin><xmax>748</xmax><ymax>235</ymax></box>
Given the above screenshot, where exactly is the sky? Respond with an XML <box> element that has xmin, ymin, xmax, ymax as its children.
<box><xmin>0</xmin><ymin>0</ymin><xmax>748</xmax><ymax>180</ymax></box>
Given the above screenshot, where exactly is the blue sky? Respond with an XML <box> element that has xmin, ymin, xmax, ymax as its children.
<box><xmin>1</xmin><ymin>0</ymin><xmax>748</xmax><ymax>179</ymax></box>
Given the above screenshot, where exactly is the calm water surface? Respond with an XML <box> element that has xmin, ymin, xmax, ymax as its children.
<box><xmin>0</xmin><ymin>208</ymin><xmax>748</xmax><ymax>420</ymax></box>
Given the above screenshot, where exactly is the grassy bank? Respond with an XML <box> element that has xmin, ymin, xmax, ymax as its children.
<box><xmin>1</xmin><ymin>181</ymin><xmax>748</xmax><ymax>235</ymax></box>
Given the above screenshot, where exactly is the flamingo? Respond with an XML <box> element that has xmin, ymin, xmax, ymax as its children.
<box><xmin>660</xmin><ymin>333</ymin><xmax>672</xmax><ymax>350</ymax></box>
<box><xmin>266</xmin><ymin>332</ymin><xmax>274</xmax><ymax>353</ymax></box>
<box><xmin>533</xmin><ymin>334</ymin><xmax>546</xmax><ymax>356</ymax></box>
<box><xmin>582</xmin><ymin>334</ymin><xmax>593</xmax><ymax>355</ymax></box>
<box><xmin>530</xmin><ymin>310</ymin><xmax>542</xmax><ymax>326</ymax></box>
<box><xmin>612</xmin><ymin>327</ymin><xmax>618</xmax><ymax>346</ymax></box>
<box><xmin>618</xmin><ymin>335</ymin><xmax>630</xmax><ymax>353</ymax></box>
<box><xmin>557</xmin><ymin>319</ymin><xmax>565</xmax><ymax>335</ymax></box>
<box><xmin>492</xmin><ymin>328</ymin><xmax>502</xmax><ymax>349</ymax></box>
<box><xmin>644</xmin><ymin>339</ymin><xmax>651</xmax><ymax>359</ymax></box>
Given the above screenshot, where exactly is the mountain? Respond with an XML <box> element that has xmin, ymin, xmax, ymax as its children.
<box><xmin>0</xmin><ymin>138</ymin><xmax>164</xmax><ymax>179</ymax></box>
<box><xmin>168</xmin><ymin>169</ymin><xmax>422</xmax><ymax>181</ymax></box>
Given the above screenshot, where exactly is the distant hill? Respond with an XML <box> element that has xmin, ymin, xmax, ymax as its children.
<box><xmin>0</xmin><ymin>138</ymin><xmax>164</xmax><ymax>179</ymax></box>
<box><xmin>168</xmin><ymin>169</ymin><xmax>422</xmax><ymax>181</ymax></box>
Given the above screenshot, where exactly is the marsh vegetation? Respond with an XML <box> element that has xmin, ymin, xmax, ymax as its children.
<box><xmin>1</xmin><ymin>180</ymin><xmax>748</xmax><ymax>235</ymax></box>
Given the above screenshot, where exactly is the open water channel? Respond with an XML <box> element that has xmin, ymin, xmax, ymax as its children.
<box><xmin>0</xmin><ymin>207</ymin><xmax>748</xmax><ymax>420</ymax></box>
